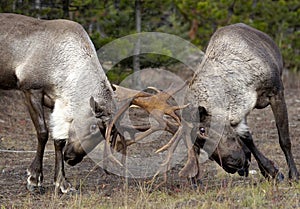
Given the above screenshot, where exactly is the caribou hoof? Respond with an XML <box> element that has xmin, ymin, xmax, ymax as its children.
<box><xmin>60</xmin><ymin>187</ymin><xmax>79</xmax><ymax>196</ymax></box>
<box><xmin>54</xmin><ymin>178</ymin><xmax>78</xmax><ymax>195</ymax></box>
<box><xmin>289</xmin><ymin>170</ymin><xmax>299</xmax><ymax>181</ymax></box>
<box><xmin>276</xmin><ymin>171</ymin><xmax>284</xmax><ymax>182</ymax></box>
<box><xmin>27</xmin><ymin>184</ymin><xmax>45</xmax><ymax>195</ymax></box>
<box><xmin>55</xmin><ymin>186</ymin><xmax>79</xmax><ymax>195</ymax></box>
<box><xmin>237</xmin><ymin>167</ymin><xmax>249</xmax><ymax>177</ymax></box>
<box><xmin>189</xmin><ymin>177</ymin><xmax>203</xmax><ymax>190</ymax></box>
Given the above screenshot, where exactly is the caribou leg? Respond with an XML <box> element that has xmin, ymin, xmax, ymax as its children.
<box><xmin>23</xmin><ymin>90</ymin><xmax>48</xmax><ymax>194</ymax></box>
<box><xmin>53</xmin><ymin>139</ymin><xmax>74</xmax><ymax>194</ymax></box>
<box><xmin>270</xmin><ymin>91</ymin><xmax>299</xmax><ymax>180</ymax></box>
<box><xmin>240</xmin><ymin>130</ymin><xmax>284</xmax><ymax>181</ymax></box>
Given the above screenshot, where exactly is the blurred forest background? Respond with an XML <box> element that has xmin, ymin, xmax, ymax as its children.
<box><xmin>0</xmin><ymin>0</ymin><xmax>299</xmax><ymax>83</ymax></box>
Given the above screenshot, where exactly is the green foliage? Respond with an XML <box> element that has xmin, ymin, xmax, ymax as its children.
<box><xmin>1</xmin><ymin>0</ymin><xmax>299</xmax><ymax>71</ymax></box>
<box><xmin>106</xmin><ymin>66</ymin><xmax>132</xmax><ymax>84</ymax></box>
<box><xmin>175</xmin><ymin>0</ymin><xmax>300</xmax><ymax>71</ymax></box>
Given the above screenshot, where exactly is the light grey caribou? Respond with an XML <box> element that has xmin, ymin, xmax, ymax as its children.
<box><xmin>184</xmin><ymin>23</ymin><xmax>299</xmax><ymax>181</ymax></box>
<box><xmin>0</xmin><ymin>13</ymin><xmax>115</xmax><ymax>194</ymax></box>
<box><xmin>108</xmin><ymin>23</ymin><xmax>299</xmax><ymax>184</ymax></box>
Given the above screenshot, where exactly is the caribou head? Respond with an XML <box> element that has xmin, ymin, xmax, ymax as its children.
<box><xmin>63</xmin><ymin>97</ymin><xmax>111</xmax><ymax>165</ymax></box>
<box><xmin>187</xmin><ymin>105</ymin><xmax>251</xmax><ymax>177</ymax></box>
<box><xmin>63</xmin><ymin>92</ymin><xmax>115</xmax><ymax>166</ymax></box>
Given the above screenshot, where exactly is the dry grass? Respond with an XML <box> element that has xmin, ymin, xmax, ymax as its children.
<box><xmin>2</xmin><ymin>173</ymin><xmax>299</xmax><ymax>209</ymax></box>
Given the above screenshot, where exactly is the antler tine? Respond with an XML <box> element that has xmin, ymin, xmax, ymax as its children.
<box><xmin>146</xmin><ymin>86</ymin><xmax>161</xmax><ymax>93</ymax></box>
<box><xmin>104</xmin><ymin>100</ymin><xmax>134</xmax><ymax>167</ymax></box>
<box><xmin>166</xmin><ymin>103</ymin><xmax>190</xmax><ymax>124</ymax></box>
<box><xmin>107</xmin><ymin>87</ymin><xmax>161</xmax><ymax>156</ymax></box>
<box><xmin>121</xmin><ymin>109</ymin><xmax>168</xmax><ymax>145</ymax></box>
<box><xmin>131</xmin><ymin>90</ymin><xmax>188</xmax><ymax>125</ymax></box>
<box><xmin>105</xmin><ymin>100</ymin><xmax>132</xmax><ymax>142</ymax></box>
<box><xmin>151</xmin><ymin>125</ymin><xmax>183</xmax><ymax>189</ymax></box>
<box><xmin>178</xmin><ymin>120</ymin><xmax>200</xmax><ymax>178</ymax></box>
<box><xmin>114</xmin><ymin>108</ymin><xmax>183</xmax><ymax>151</ymax></box>
<box><xmin>155</xmin><ymin>124</ymin><xmax>183</xmax><ymax>153</ymax></box>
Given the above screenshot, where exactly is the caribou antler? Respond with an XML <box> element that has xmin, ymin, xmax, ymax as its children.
<box><xmin>106</xmin><ymin>82</ymin><xmax>203</xmax><ymax>186</ymax></box>
<box><xmin>107</xmin><ymin>82</ymin><xmax>188</xmax><ymax>148</ymax></box>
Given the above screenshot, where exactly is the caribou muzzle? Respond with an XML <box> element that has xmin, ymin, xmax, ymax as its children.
<box><xmin>209</xmin><ymin>137</ymin><xmax>251</xmax><ymax>177</ymax></box>
<box><xmin>63</xmin><ymin>142</ymin><xmax>86</xmax><ymax>166</ymax></box>
<box><xmin>221</xmin><ymin>157</ymin><xmax>250</xmax><ymax>176</ymax></box>
<box><xmin>64</xmin><ymin>116</ymin><xmax>106</xmax><ymax>166</ymax></box>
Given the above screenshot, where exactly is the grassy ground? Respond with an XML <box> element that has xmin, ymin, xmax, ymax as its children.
<box><xmin>4</xmin><ymin>172</ymin><xmax>299</xmax><ymax>209</ymax></box>
<box><xmin>0</xmin><ymin>70</ymin><xmax>300</xmax><ymax>208</ymax></box>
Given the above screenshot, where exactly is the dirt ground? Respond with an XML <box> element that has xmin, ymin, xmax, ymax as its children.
<box><xmin>0</xmin><ymin>70</ymin><xmax>300</xmax><ymax>208</ymax></box>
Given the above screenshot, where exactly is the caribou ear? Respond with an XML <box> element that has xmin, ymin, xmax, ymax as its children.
<box><xmin>90</xmin><ymin>97</ymin><xmax>96</xmax><ymax>114</ymax></box>
<box><xmin>198</xmin><ymin>106</ymin><xmax>208</xmax><ymax>121</ymax></box>
<box><xmin>111</xmin><ymin>83</ymin><xmax>116</xmax><ymax>91</ymax></box>
<box><xmin>90</xmin><ymin>97</ymin><xmax>102</xmax><ymax>116</ymax></box>
<box><xmin>90</xmin><ymin>96</ymin><xmax>110</xmax><ymax>121</ymax></box>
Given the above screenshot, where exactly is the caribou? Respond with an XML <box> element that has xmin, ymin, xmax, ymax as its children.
<box><xmin>0</xmin><ymin>13</ymin><xmax>115</xmax><ymax>194</ymax></box>
<box><xmin>108</xmin><ymin>23</ymin><xmax>299</xmax><ymax>183</ymax></box>
<box><xmin>186</xmin><ymin>23</ymin><xmax>299</xmax><ymax>181</ymax></box>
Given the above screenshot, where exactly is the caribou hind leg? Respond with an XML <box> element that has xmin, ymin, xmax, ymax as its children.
<box><xmin>24</xmin><ymin>90</ymin><xmax>48</xmax><ymax>194</ymax></box>
<box><xmin>270</xmin><ymin>91</ymin><xmax>299</xmax><ymax>180</ymax></box>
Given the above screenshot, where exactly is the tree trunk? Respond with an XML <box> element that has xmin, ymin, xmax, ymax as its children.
<box><xmin>12</xmin><ymin>0</ymin><xmax>16</xmax><ymax>12</ymax></box>
<box><xmin>133</xmin><ymin>0</ymin><xmax>141</xmax><ymax>88</ymax></box>
<box><xmin>35</xmin><ymin>0</ymin><xmax>41</xmax><ymax>18</ymax></box>
<box><xmin>62</xmin><ymin>0</ymin><xmax>69</xmax><ymax>19</ymax></box>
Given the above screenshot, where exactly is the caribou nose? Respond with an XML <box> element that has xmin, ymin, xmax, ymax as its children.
<box><xmin>64</xmin><ymin>152</ymin><xmax>75</xmax><ymax>165</ymax></box>
<box><xmin>63</xmin><ymin>145</ymin><xmax>84</xmax><ymax>166</ymax></box>
<box><xmin>66</xmin><ymin>159</ymin><xmax>80</xmax><ymax>166</ymax></box>
<box><xmin>64</xmin><ymin>153</ymin><xmax>83</xmax><ymax>166</ymax></box>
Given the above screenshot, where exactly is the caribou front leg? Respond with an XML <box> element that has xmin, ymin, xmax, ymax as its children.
<box><xmin>24</xmin><ymin>90</ymin><xmax>48</xmax><ymax>194</ymax></box>
<box><xmin>54</xmin><ymin>139</ymin><xmax>74</xmax><ymax>194</ymax></box>
<box><xmin>240</xmin><ymin>131</ymin><xmax>284</xmax><ymax>181</ymax></box>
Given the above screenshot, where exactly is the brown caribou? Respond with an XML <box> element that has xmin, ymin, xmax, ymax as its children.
<box><xmin>0</xmin><ymin>13</ymin><xmax>115</xmax><ymax>194</ymax></box>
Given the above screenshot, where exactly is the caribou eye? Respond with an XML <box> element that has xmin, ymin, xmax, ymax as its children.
<box><xmin>200</xmin><ymin>127</ymin><xmax>205</xmax><ymax>134</ymax></box>
<box><xmin>90</xmin><ymin>124</ymin><xmax>98</xmax><ymax>133</ymax></box>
